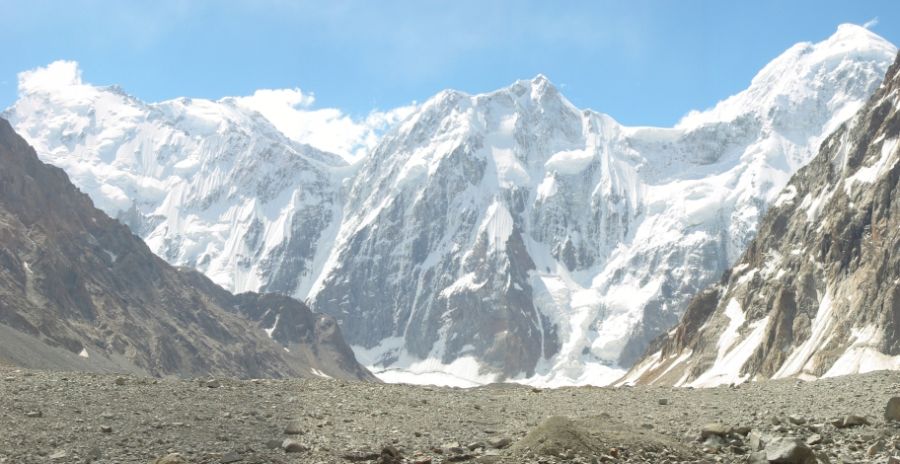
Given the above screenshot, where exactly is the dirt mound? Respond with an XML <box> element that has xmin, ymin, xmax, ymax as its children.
<box><xmin>510</xmin><ymin>415</ymin><xmax>694</xmax><ymax>462</ymax></box>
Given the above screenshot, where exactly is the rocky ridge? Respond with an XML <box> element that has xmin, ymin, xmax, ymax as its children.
<box><xmin>0</xmin><ymin>117</ymin><xmax>372</xmax><ymax>380</ymax></box>
<box><xmin>620</xmin><ymin>49</ymin><xmax>900</xmax><ymax>387</ymax></box>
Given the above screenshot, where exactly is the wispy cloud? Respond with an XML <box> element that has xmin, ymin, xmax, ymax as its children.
<box><xmin>863</xmin><ymin>17</ymin><xmax>879</xmax><ymax>29</ymax></box>
<box><xmin>233</xmin><ymin>87</ymin><xmax>416</xmax><ymax>160</ymax></box>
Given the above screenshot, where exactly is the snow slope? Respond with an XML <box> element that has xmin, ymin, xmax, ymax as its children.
<box><xmin>5</xmin><ymin>61</ymin><xmax>351</xmax><ymax>297</ymax></box>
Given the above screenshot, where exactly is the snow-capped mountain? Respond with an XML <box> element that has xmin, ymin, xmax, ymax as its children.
<box><xmin>0</xmin><ymin>117</ymin><xmax>373</xmax><ymax>380</ymax></box>
<box><xmin>4</xmin><ymin>25</ymin><xmax>896</xmax><ymax>386</ymax></box>
<box><xmin>619</xmin><ymin>49</ymin><xmax>900</xmax><ymax>388</ymax></box>
<box><xmin>308</xmin><ymin>24</ymin><xmax>896</xmax><ymax>386</ymax></box>
<box><xmin>5</xmin><ymin>61</ymin><xmax>350</xmax><ymax>298</ymax></box>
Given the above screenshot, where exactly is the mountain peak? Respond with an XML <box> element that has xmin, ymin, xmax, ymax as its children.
<box><xmin>531</xmin><ymin>73</ymin><xmax>551</xmax><ymax>86</ymax></box>
<box><xmin>829</xmin><ymin>22</ymin><xmax>891</xmax><ymax>47</ymax></box>
<box><xmin>515</xmin><ymin>73</ymin><xmax>558</xmax><ymax>96</ymax></box>
<box><xmin>677</xmin><ymin>24</ymin><xmax>895</xmax><ymax>130</ymax></box>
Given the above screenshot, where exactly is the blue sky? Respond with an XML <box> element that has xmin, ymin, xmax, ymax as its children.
<box><xmin>2</xmin><ymin>0</ymin><xmax>899</xmax><ymax>127</ymax></box>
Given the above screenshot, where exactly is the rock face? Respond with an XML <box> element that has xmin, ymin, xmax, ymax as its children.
<box><xmin>620</xmin><ymin>51</ymin><xmax>900</xmax><ymax>387</ymax></box>
<box><xmin>0</xmin><ymin>118</ymin><xmax>373</xmax><ymax>380</ymax></box>
<box><xmin>5</xmin><ymin>26</ymin><xmax>897</xmax><ymax>384</ymax></box>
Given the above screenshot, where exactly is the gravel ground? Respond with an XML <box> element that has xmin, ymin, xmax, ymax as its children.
<box><xmin>1</xmin><ymin>367</ymin><xmax>899</xmax><ymax>463</ymax></box>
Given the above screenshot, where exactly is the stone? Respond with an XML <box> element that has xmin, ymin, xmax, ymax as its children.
<box><xmin>340</xmin><ymin>451</ymin><xmax>381</xmax><ymax>461</ymax></box>
<box><xmin>840</xmin><ymin>414</ymin><xmax>868</xmax><ymax>428</ymax></box>
<box><xmin>700</xmin><ymin>423</ymin><xmax>731</xmax><ymax>439</ymax></box>
<box><xmin>48</xmin><ymin>450</ymin><xmax>67</xmax><ymax>460</ymax></box>
<box><xmin>805</xmin><ymin>434</ymin><xmax>822</xmax><ymax>446</ymax></box>
<box><xmin>381</xmin><ymin>445</ymin><xmax>402</xmax><ymax>464</ymax></box>
<box><xmin>867</xmin><ymin>439</ymin><xmax>884</xmax><ymax>457</ymax></box>
<box><xmin>787</xmin><ymin>415</ymin><xmax>806</xmax><ymax>425</ymax></box>
<box><xmin>220</xmin><ymin>452</ymin><xmax>242</xmax><ymax>463</ymax></box>
<box><xmin>24</xmin><ymin>410</ymin><xmax>42</xmax><ymax>418</ymax></box>
<box><xmin>114</xmin><ymin>377</ymin><xmax>126</xmax><ymax>386</ymax></box>
<box><xmin>703</xmin><ymin>434</ymin><xmax>723</xmax><ymax>449</ymax></box>
<box><xmin>205</xmin><ymin>379</ymin><xmax>221</xmax><ymax>388</ymax></box>
<box><xmin>658</xmin><ymin>398</ymin><xmax>669</xmax><ymax>405</ymax></box>
<box><xmin>748</xmin><ymin>450</ymin><xmax>767</xmax><ymax>464</ymax></box>
<box><xmin>488</xmin><ymin>437</ymin><xmax>512</xmax><ymax>449</ymax></box>
<box><xmin>443</xmin><ymin>442</ymin><xmax>464</xmax><ymax>454</ymax></box>
<box><xmin>85</xmin><ymin>446</ymin><xmax>102</xmax><ymax>462</ymax></box>
<box><xmin>283</xmin><ymin>422</ymin><xmax>304</xmax><ymax>435</ymax></box>
<box><xmin>748</xmin><ymin>431</ymin><xmax>765</xmax><ymax>451</ymax></box>
<box><xmin>282</xmin><ymin>439</ymin><xmax>308</xmax><ymax>453</ymax></box>
<box><xmin>886</xmin><ymin>397</ymin><xmax>900</xmax><ymax>422</ymax></box>
<box><xmin>447</xmin><ymin>454</ymin><xmax>475</xmax><ymax>462</ymax></box>
<box><xmin>99</xmin><ymin>425</ymin><xmax>112</xmax><ymax>433</ymax></box>
<box><xmin>154</xmin><ymin>454</ymin><xmax>187</xmax><ymax>464</ymax></box>
<box><xmin>765</xmin><ymin>437</ymin><xmax>816</xmax><ymax>464</ymax></box>
<box><xmin>264</xmin><ymin>439</ymin><xmax>282</xmax><ymax>449</ymax></box>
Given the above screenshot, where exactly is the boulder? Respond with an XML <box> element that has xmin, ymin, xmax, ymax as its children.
<box><xmin>765</xmin><ymin>437</ymin><xmax>816</xmax><ymax>464</ymax></box>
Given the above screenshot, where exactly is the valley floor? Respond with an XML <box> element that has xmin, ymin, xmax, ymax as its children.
<box><xmin>0</xmin><ymin>367</ymin><xmax>898</xmax><ymax>463</ymax></box>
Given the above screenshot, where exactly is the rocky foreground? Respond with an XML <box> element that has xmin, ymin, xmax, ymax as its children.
<box><xmin>0</xmin><ymin>367</ymin><xmax>899</xmax><ymax>464</ymax></box>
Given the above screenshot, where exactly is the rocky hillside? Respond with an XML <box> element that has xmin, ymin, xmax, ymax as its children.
<box><xmin>620</xmin><ymin>51</ymin><xmax>900</xmax><ymax>388</ymax></box>
<box><xmin>0</xmin><ymin>118</ymin><xmax>373</xmax><ymax>380</ymax></box>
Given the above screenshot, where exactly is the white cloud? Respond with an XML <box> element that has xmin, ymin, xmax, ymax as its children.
<box><xmin>863</xmin><ymin>17</ymin><xmax>879</xmax><ymax>30</ymax></box>
<box><xmin>15</xmin><ymin>60</ymin><xmax>416</xmax><ymax>161</ymax></box>
<box><xmin>17</xmin><ymin>60</ymin><xmax>84</xmax><ymax>94</ymax></box>
<box><xmin>234</xmin><ymin>88</ymin><xmax>415</xmax><ymax>160</ymax></box>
